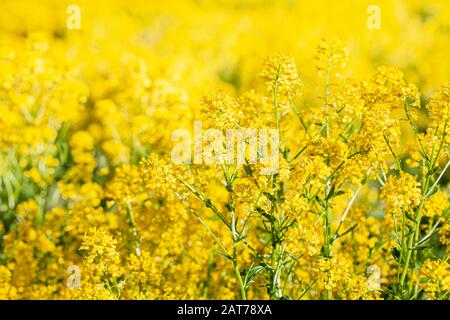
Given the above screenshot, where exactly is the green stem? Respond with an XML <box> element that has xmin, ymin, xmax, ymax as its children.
<box><xmin>323</xmin><ymin>206</ymin><xmax>332</xmax><ymax>257</ymax></box>
<box><xmin>274</xmin><ymin>70</ymin><xmax>280</xmax><ymax>130</ymax></box>
<box><xmin>230</xmin><ymin>205</ymin><xmax>246</xmax><ymax>300</ymax></box>
<box><xmin>399</xmin><ymin>204</ymin><xmax>423</xmax><ymax>292</ymax></box>
<box><xmin>126</xmin><ymin>204</ymin><xmax>141</xmax><ymax>257</ymax></box>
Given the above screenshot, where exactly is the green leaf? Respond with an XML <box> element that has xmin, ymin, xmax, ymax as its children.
<box><xmin>255</xmin><ymin>207</ymin><xmax>274</xmax><ymax>222</ymax></box>
<box><xmin>391</xmin><ymin>247</ymin><xmax>401</xmax><ymax>262</ymax></box>
<box><xmin>243</xmin><ymin>265</ymin><xmax>265</xmax><ymax>291</ymax></box>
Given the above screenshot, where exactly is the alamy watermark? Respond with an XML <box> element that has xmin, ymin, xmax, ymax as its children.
<box><xmin>367</xmin><ymin>264</ymin><xmax>381</xmax><ymax>291</ymax></box>
<box><xmin>171</xmin><ymin>121</ymin><xmax>280</xmax><ymax>175</ymax></box>
<box><xmin>66</xmin><ymin>4</ymin><xmax>81</xmax><ymax>30</ymax></box>
<box><xmin>66</xmin><ymin>265</ymin><xmax>81</xmax><ymax>289</ymax></box>
<box><xmin>367</xmin><ymin>5</ymin><xmax>381</xmax><ymax>30</ymax></box>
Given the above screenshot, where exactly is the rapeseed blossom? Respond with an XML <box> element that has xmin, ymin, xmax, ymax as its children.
<box><xmin>0</xmin><ymin>0</ymin><xmax>449</xmax><ymax>300</ymax></box>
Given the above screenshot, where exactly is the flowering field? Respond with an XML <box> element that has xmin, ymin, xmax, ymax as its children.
<box><xmin>0</xmin><ymin>0</ymin><xmax>449</xmax><ymax>300</ymax></box>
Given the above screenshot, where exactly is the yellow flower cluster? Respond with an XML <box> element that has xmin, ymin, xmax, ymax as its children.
<box><xmin>381</xmin><ymin>172</ymin><xmax>422</xmax><ymax>217</ymax></box>
<box><xmin>314</xmin><ymin>38</ymin><xmax>349</xmax><ymax>77</ymax></box>
<box><xmin>419</xmin><ymin>260</ymin><xmax>450</xmax><ymax>300</ymax></box>
<box><xmin>0</xmin><ymin>0</ymin><xmax>449</xmax><ymax>301</ymax></box>
<box><xmin>260</xmin><ymin>53</ymin><xmax>301</xmax><ymax>99</ymax></box>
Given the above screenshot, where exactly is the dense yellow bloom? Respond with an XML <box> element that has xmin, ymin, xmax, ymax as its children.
<box><xmin>80</xmin><ymin>227</ymin><xmax>121</xmax><ymax>278</ymax></box>
<box><xmin>0</xmin><ymin>266</ymin><xmax>18</xmax><ymax>300</ymax></box>
<box><xmin>201</xmin><ymin>89</ymin><xmax>243</xmax><ymax>129</ymax></box>
<box><xmin>260</xmin><ymin>52</ymin><xmax>301</xmax><ymax>99</ymax></box>
<box><xmin>439</xmin><ymin>223</ymin><xmax>450</xmax><ymax>246</ymax></box>
<box><xmin>285</xmin><ymin>220</ymin><xmax>321</xmax><ymax>258</ymax></box>
<box><xmin>0</xmin><ymin>0</ymin><xmax>449</xmax><ymax>301</ymax></box>
<box><xmin>315</xmin><ymin>38</ymin><xmax>349</xmax><ymax>77</ymax></box>
<box><xmin>106</xmin><ymin>165</ymin><xmax>143</xmax><ymax>208</ymax></box>
<box><xmin>381</xmin><ymin>173</ymin><xmax>422</xmax><ymax>215</ymax></box>
<box><xmin>419</xmin><ymin>260</ymin><xmax>450</xmax><ymax>300</ymax></box>
<box><xmin>427</xmin><ymin>84</ymin><xmax>450</xmax><ymax>135</ymax></box>
<box><xmin>423</xmin><ymin>191</ymin><xmax>449</xmax><ymax>218</ymax></box>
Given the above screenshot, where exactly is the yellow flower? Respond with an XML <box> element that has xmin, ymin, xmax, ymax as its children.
<box><xmin>439</xmin><ymin>223</ymin><xmax>450</xmax><ymax>246</ymax></box>
<box><xmin>381</xmin><ymin>172</ymin><xmax>422</xmax><ymax>215</ymax></box>
<box><xmin>315</xmin><ymin>38</ymin><xmax>348</xmax><ymax>77</ymax></box>
<box><xmin>106</xmin><ymin>165</ymin><xmax>143</xmax><ymax>207</ymax></box>
<box><xmin>260</xmin><ymin>52</ymin><xmax>301</xmax><ymax>99</ymax></box>
<box><xmin>423</xmin><ymin>191</ymin><xmax>449</xmax><ymax>218</ymax></box>
<box><xmin>80</xmin><ymin>227</ymin><xmax>121</xmax><ymax>278</ymax></box>
<box><xmin>200</xmin><ymin>88</ymin><xmax>242</xmax><ymax>129</ymax></box>
<box><xmin>419</xmin><ymin>259</ymin><xmax>450</xmax><ymax>300</ymax></box>
<box><xmin>0</xmin><ymin>265</ymin><xmax>18</xmax><ymax>300</ymax></box>
<box><xmin>427</xmin><ymin>84</ymin><xmax>450</xmax><ymax>135</ymax></box>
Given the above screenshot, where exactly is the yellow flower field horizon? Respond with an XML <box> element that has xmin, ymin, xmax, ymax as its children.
<box><xmin>0</xmin><ymin>0</ymin><xmax>449</xmax><ymax>300</ymax></box>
